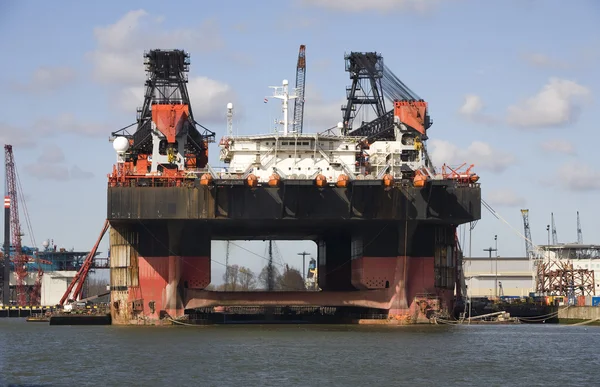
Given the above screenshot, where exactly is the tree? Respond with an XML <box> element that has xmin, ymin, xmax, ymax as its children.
<box><xmin>258</xmin><ymin>265</ymin><xmax>282</xmax><ymax>290</ymax></box>
<box><xmin>220</xmin><ymin>264</ymin><xmax>257</xmax><ymax>291</ymax></box>
<box><xmin>222</xmin><ymin>264</ymin><xmax>240</xmax><ymax>291</ymax></box>
<box><xmin>238</xmin><ymin>267</ymin><xmax>257</xmax><ymax>290</ymax></box>
<box><xmin>278</xmin><ymin>266</ymin><xmax>305</xmax><ymax>291</ymax></box>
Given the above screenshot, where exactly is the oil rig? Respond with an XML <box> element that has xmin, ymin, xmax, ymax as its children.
<box><xmin>105</xmin><ymin>48</ymin><xmax>481</xmax><ymax>324</ymax></box>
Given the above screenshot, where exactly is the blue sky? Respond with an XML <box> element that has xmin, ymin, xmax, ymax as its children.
<box><xmin>0</xmin><ymin>0</ymin><xmax>598</xmax><ymax>282</ymax></box>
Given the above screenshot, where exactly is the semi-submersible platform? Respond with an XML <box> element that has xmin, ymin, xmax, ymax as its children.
<box><xmin>107</xmin><ymin>48</ymin><xmax>481</xmax><ymax>325</ymax></box>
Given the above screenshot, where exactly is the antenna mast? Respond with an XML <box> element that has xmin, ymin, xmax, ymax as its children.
<box><xmin>268</xmin><ymin>79</ymin><xmax>298</xmax><ymax>136</ymax></box>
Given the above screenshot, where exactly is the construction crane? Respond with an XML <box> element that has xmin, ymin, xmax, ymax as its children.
<box><xmin>292</xmin><ymin>44</ymin><xmax>306</xmax><ymax>134</ymax></box>
<box><xmin>4</xmin><ymin>145</ymin><xmax>43</xmax><ymax>306</ymax></box>
<box><xmin>59</xmin><ymin>220</ymin><xmax>109</xmax><ymax>305</ymax></box>
<box><xmin>551</xmin><ymin>212</ymin><xmax>558</xmax><ymax>245</ymax></box>
<box><xmin>520</xmin><ymin>209</ymin><xmax>534</xmax><ymax>259</ymax></box>
<box><xmin>577</xmin><ymin>211</ymin><xmax>583</xmax><ymax>244</ymax></box>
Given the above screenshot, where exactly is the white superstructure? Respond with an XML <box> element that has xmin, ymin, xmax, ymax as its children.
<box><xmin>216</xmin><ymin>79</ymin><xmax>434</xmax><ymax>186</ymax></box>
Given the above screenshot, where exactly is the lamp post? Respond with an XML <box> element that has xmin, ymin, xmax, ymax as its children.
<box><xmin>546</xmin><ymin>224</ymin><xmax>550</xmax><ymax>259</ymax></box>
<box><xmin>484</xmin><ymin>245</ymin><xmax>497</xmax><ymax>298</ymax></box>
<box><xmin>495</xmin><ymin>235</ymin><xmax>498</xmax><ymax>299</ymax></box>
<box><xmin>297</xmin><ymin>251</ymin><xmax>310</xmax><ymax>281</ymax></box>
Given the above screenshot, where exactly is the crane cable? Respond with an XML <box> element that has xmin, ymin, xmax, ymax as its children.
<box><xmin>482</xmin><ymin>198</ymin><xmax>537</xmax><ymax>251</ymax></box>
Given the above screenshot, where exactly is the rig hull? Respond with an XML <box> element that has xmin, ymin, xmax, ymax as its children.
<box><xmin>107</xmin><ymin>183</ymin><xmax>480</xmax><ymax>324</ymax></box>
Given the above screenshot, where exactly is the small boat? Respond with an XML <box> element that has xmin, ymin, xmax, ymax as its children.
<box><xmin>26</xmin><ymin>313</ymin><xmax>50</xmax><ymax>322</ymax></box>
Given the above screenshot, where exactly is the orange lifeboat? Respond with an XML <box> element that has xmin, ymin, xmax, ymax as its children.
<box><xmin>413</xmin><ymin>170</ymin><xmax>428</xmax><ymax>188</ymax></box>
<box><xmin>336</xmin><ymin>174</ymin><xmax>349</xmax><ymax>188</ymax></box>
<box><xmin>382</xmin><ymin>174</ymin><xmax>394</xmax><ymax>189</ymax></box>
<box><xmin>200</xmin><ymin>173</ymin><xmax>213</xmax><ymax>186</ymax></box>
<box><xmin>268</xmin><ymin>173</ymin><xmax>281</xmax><ymax>187</ymax></box>
<box><xmin>246</xmin><ymin>174</ymin><xmax>258</xmax><ymax>188</ymax></box>
<box><xmin>470</xmin><ymin>174</ymin><xmax>480</xmax><ymax>183</ymax></box>
<box><xmin>315</xmin><ymin>174</ymin><xmax>327</xmax><ymax>188</ymax></box>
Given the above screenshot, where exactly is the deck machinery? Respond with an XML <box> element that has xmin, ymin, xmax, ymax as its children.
<box><xmin>107</xmin><ymin>49</ymin><xmax>481</xmax><ymax>324</ymax></box>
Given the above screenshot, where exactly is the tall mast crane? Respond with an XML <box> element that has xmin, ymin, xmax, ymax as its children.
<box><xmin>292</xmin><ymin>45</ymin><xmax>306</xmax><ymax>134</ymax></box>
<box><xmin>521</xmin><ymin>209</ymin><xmax>534</xmax><ymax>259</ymax></box>
<box><xmin>577</xmin><ymin>211</ymin><xmax>583</xmax><ymax>244</ymax></box>
<box><xmin>5</xmin><ymin>145</ymin><xmax>28</xmax><ymax>305</ymax></box>
<box><xmin>551</xmin><ymin>212</ymin><xmax>558</xmax><ymax>245</ymax></box>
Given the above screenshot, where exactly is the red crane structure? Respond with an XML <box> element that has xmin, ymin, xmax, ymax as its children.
<box><xmin>4</xmin><ymin>145</ymin><xmax>43</xmax><ymax>306</ymax></box>
<box><xmin>59</xmin><ymin>219</ymin><xmax>109</xmax><ymax>306</ymax></box>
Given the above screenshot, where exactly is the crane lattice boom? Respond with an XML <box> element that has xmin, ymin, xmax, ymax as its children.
<box><xmin>4</xmin><ymin>145</ymin><xmax>28</xmax><ymax>305</ymax></box>
<box><xmin>292</xmin><ymin>45</ymin><xmax>306</xmax><ymax>134</ymax></box>
<box><xmin>521</xmin><ymin>209</ymin><xmax>534</xmax><ymax>259</ymax></box>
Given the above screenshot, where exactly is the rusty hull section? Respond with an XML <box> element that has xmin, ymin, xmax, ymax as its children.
<box><xmin>108</xmin><ymin>183</ymin><xmax>480</xmax><ymax>324</ymax></box>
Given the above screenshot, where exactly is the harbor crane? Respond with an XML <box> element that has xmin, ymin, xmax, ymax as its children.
<box><xmin>3</xmin><ymin>145</ymin><xmax>42</xmax><ymax>306</ymax></box>
<box><xmin>551</xmin><ymin>212</ymin><xmax>558</xmax><ymax>245</ymax></box>
<box><xmin>292</xmin><ymin>45</ymin><xmax>306</xmax><ymax>134</ymax></box>
<box><xmin>577</xmin><ymin>211</ymin><xmax>583</xmax><ymax>244</ymax></box>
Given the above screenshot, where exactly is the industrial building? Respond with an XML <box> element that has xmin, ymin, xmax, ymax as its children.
<box><xmin>463</xmin><ymin>256</ymin><xmax>533</xmax><ymax>298</ymax></box>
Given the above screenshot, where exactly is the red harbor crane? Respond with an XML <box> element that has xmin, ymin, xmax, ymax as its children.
<box><xmin>4</xmin><ymin>145</ymin><xmax>43</xmax><ymax>306</ymax></box>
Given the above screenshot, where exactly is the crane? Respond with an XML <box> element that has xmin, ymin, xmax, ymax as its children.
<box><xmin>551</xmin><ymin>212</ymin><xmax>558</xmax><ymax>245</ymax></box>
<box><xmin>577</xmin><ymin>211</ymin><xmax>583</xmax><ymax>244</ymax></box>
<box><xmin>59</xmin><ymin>219</ymin><xmax>109</xmax><ymax>305</ymax></box>
<box><xmin>292</xmin><ymin>44</ymin><xmax>306</xmax><ymax>134</ymax></box>
<box><xmin>4</xmin><ymin>145</ymin><xmax>43</xmax><ymax>306</ymax></box>
<box><xmin>520</xmin><ymin>209</ymin><xmax>534</xmax><ymax>259</ymax></box>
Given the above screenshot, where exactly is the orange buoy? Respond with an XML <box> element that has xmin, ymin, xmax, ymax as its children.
<box><xmin>382</xmin><ymin>173</ymin><xmax>394</xmax><ymax>189</ymax></box>
<box><xmin>200</xmin><ymin>173</ymin><xmax>213</xmax><ymax>186</ymax></box>
<box><xmin>246</xmin><ymin>174</ymin><xmax>258</xmax><ymax>188</ymax></box>
<box><xmin>336</xmin><ymin>174</ymin><xmax>349</xmax><ymax>188</ymax></box>
<box><xmin>268</xmin><ymin>173</ymin><xmax>280</xmax><ymax>187</ymax></box>
<box><xmin>315</xmin><ymin>174</ymin><xmax>327</xmax><ymax>188</ymax></box>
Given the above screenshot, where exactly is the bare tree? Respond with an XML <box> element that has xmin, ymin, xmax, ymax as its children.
<box><xmin>238</xmin><ymin>267</ymin><xmax>257</xmax><ymax>290</ymax></box>
<box><xmin>278</xmin><ymin>265</ymin><xmax>306</xmax><ymax>291</ymax></box>
<box><xmin>258</xmin><ymin>265</ymin><xmax>282</xmax><ymax>290</ymax></box>
<box><xmin>222</xmin><ymin>264</ymin><xmax>240</xmax><ymax>291</ymax></box>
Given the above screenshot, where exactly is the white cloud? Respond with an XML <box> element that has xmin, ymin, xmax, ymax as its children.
<box><xmin>459</xmin><ymin>94</ymin><xmax>483</xmax><ymax>116</ymax></box>
<box><xmin>486</xmin><ymin>189</ymin><xmax>526</xmax><ymax>207</ymax></box>
<box><xmin>547</xmin><ymin>162</ymin><xmax>600</xmax><ymax>192</ymax></box>
<box><xmin>24</xmin><ymin>145</ymin><xmax>94</xmax><ymax>181</ymax></box>
<box><xmin>35</xmin><ymin>114</ymin><xmax>109</xmax><ymax>137</ymax></box>
<box><xmin>0</xmin><ymin>122</ymin><xmax>37</xmax><ymax>148</ymax></box>
<box><xmin>87</xmin><ymin>10</ymin><xmax>224</xmax><ymax>86</ymax></box>
<box><xmin>299</xmin><ymin>0</ymin><xmax>440</xmax><ymax>12</ymax></box>
<box><xmin>428</xmin><ymin>139</ymin><xmax>515</xmax><ymax>173</ymax></box>
<box><xmin>301</xmin><ymin>84</ymin><xmax>346</xmax><ymax>131</ymax></box>
<box><xmin>506</xmin><ymin>78</ymin><xmax>591</xmax><ymax>128</ymax></box>
<box><xmin>187</xmin><ymin>77</ymin><xmax>237</xmax><ymax>123</ymax></box>
<box><xmin>116</xmin><ymin>77</ymin><xmax>237</xmax><ymax>124</ymax></box>
<box><xmin>88</xmin><ymin>10</ymin><xmax>235</xmax><ymax>125</ymax></box>
<box><xmin>540</xmin><ymin>139</ymin><xmax>576</xmax><ymax>155</ymax></box>
<box><xmin>70</xmin><ymin>165</ymin><xmax>94</xmax><ymax>180</ymax></box>
<box><xmin>458</xmin><ymin>94</ymin><xmax>497</xmax><ymax>124</ymax></box>
<box><xmin>38</xmin><ymin>144</ymin><xmax>65</xmax><ymax>164</ymax></box>
<box><xmin>24</xmin><ymin>163</ymin><xmax>70</xmax><ymax>181</ymax></box>
<box><xmin>521</xmin><ymin>53</ymin><xmax>571</xmax><ymax>69</ymax></box>
<box><xmin>11</xmin><ymin>66</ymin><xmax>77</xmax><ymax>93</ymax></box>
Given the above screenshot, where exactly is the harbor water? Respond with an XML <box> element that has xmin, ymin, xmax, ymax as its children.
<box><xmin>0</xmin><ymin>319</ymin><xmax>599</xmax><ymax>386</ymax></box>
